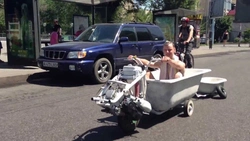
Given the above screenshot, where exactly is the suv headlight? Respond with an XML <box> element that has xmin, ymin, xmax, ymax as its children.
<box><xmin>40</xmin><ymin>49</ymin><xmax>44</xmax><ymax>57</ymax></box>
<box><xmin>67</xmin><ymin>51</ymin><xmax>87</xmax><ymax>59</ymax></box>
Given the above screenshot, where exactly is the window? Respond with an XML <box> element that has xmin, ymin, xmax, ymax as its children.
<box><xmin>135</xmin><ymin>27</ymin><xmax>152</xmax><ymax>41</ymax></box>
<box><xmin>147</xmin><ymin>27</ymin><xmax>165</xmax><ymax>41</ymax></box>
<box><xmin>119</xmin><ymin>27</ymin><xmax>136</xmax><ymax>41</ymax></box>
<box><xmin>75</xmin><ymin>25</ymin><xmax>120</xmax><ymax>43</ymax></box>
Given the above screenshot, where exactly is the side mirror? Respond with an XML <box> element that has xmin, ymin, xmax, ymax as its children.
<box><xmin>119</xmin><ymin>37</ymin><xmax>129</xmax><ymax>43</ymax></box>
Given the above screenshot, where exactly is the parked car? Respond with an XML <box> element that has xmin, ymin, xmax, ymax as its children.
<box><xmin>200</xmin><ymin>37</ymin><xmax>206</xmax><ymax>44</ymax></box>
<box><xmin>37</xmin><ymin>23</ymin><xmax>166</xmax><ymax>83</ymax></box>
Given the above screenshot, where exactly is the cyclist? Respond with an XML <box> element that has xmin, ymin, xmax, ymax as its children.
<box><xmin>178</xmin><ymin>17</ymin><xmax>194</xmax><ymax>68</ymax></box>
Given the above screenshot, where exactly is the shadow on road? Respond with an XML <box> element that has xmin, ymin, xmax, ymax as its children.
<box><xmin>26</xmin><ymin>72</ymin><xmax>96</xmax><ymax>87</ymax></box>
<box><xmin>193</xmin><ymin>94</ymin><xmax>226</xmax><ymax>100</ymax></box>
<box><xmin>138</xmin><ymin>107</ymin><xmax>185</xmax><ymax>129</ymax></box>
<box><xmin>73</xmin><ymin>105</ymin><xmax>198</xmax><ymax>140</ymax></box>
<box><xmin>72</xmin><ymin>125</ymin><xmax>130</xmax><ymax>141</ymax></box>
<box><xmin>94</xmin><ymin>107</ymin><xmax>185</xmax><ymax>131</ymax></box>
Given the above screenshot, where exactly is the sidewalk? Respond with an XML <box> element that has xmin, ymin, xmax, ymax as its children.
<box><xmin>0</xmin><ymin>41</ymin><xmax>250</xmax><ymax>88</ymax></box>
<box><xmin>0</xmin><ymin>41</ymin><xmax>46</xmax><ymax>78</ymax></box>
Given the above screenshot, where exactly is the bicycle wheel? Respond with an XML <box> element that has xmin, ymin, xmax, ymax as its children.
<box><xmin>190</xmin><ymin>54</ymin><xmax>194</xmax><ymax>68</ymax></box>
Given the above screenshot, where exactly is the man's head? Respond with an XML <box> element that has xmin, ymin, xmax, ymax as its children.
<box><xmin>181</xmin><ymin>17</ymin><xmax>189</xmax><ymax>27</ymax></box>
<box><xmin>54</xmin><ymin>19</ymin><xmax>58</xmax><ymax>25</ymax></box>
<box><xmin>79</xmin><ymin>24</ymin><xmax>85</xmax><ymax>31</ymax></box>
<box><xmin>163</xmin><ymin>41</ymin><xmax>176</xmax><ymax>58</ymax></box>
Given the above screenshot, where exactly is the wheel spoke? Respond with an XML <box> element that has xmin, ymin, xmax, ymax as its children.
<box><xmin>104</xmin><ymin>71</ymin><xmax>109</xmax><ymax>75</ymax></box>
<box><xmin>101</xmin><ymin>73</ymin><xmax>105</xmax><ymax>79</ymax></box>
<box><xmin>98</xmin><ymin>70</ymin><xmax>102</xmax><ymax>74</ymax></box>
<box><xmin>99</xmin><ymin>63</ymin><xmax>104</xmax><ymax>68</ymax></box>
<box><xmin>103</xmin><ymin>64</ymin><xmax>108</xmax><ymax>69</ymax></box>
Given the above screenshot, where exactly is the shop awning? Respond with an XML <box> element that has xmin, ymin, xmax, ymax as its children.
<box><xmin>54</xmin><ymin>0</ymin><xmax>117</xmax><ymax>5</ymax></box>
<box><xmin>154</xmin><ymin>8</ymin><xmax>201</xmax><ymax>17</ymax></box>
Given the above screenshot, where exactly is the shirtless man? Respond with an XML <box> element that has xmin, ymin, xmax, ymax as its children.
<box><xmin>128</xmin><ymin>41</ymin><xmax>185</xmax><ymax>79</ymax></box>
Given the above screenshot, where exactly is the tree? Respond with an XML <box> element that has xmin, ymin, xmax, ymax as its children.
<box><xmin>163</xmin><ymin>0</ymin><xmax>197</xmax><ymax>10</ymax></box>
<box><xmin>243</xmin><ymin>28</ymin><xmax>250</xmax><ymax>47</ymax></box>
<box><xmin>141</xmin><ymin>0</ymin><xmax>197</xmax><ymax>11</ymax></box>
<box><xmin>40</xmin><ymin>0</ymin><xmax>122</xmax><ymax>34</ymax></box>
<box><xmin>214</xmin><ymin>16</ymin><xmax>233</xmax><ymax>42</ymax></box>
<box><xmin>0</xmin><ymin>0</ymin><xmax>5</xmax><ymax>34</ymax></box>
<box><xmin>112</xmin><ymin>0</ymin><xmax>152</xmax><ymax>23</ymax></box>
<box><xmin>40</xmin><ymin>0</ymin><xmax>93</xmax><ymax>34</ymax></box>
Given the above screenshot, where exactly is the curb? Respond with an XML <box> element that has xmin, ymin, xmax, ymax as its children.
<box><xmin>193</xmin><ymin>49</ymin><xmax>250</xmax><ymax>58</ymax></box>
<box><xmin>0</xmin><ymin>72</ymin><xmax>50</xmax><ymax>89</ymax></box>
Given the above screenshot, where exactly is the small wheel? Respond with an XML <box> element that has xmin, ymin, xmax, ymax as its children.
<box><xmin>216</xmin><ymin>85</ymin><xmax>227</xmax><ymax>99</ymax></box>
<box><xmin>117</xmin><ymin>116</ymin><xmax>140</xmax><ymax>134</ymax></box>
<box><xmin>184</xmin><ymin>100</ymin><xmax>194</xmax><ymax>117</ymax></box>
<box><xmin>93</xmin><ymin>58</ymin><xmax>113</xmax><ymax>84</ymax></box>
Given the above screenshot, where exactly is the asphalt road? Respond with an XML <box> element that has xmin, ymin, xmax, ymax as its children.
<box><xmin>0</xmin><ymin>52</ymin><xmax>250</xmax><ymax>141</ymax></box>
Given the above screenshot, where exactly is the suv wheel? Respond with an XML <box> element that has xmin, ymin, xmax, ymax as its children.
<box><xmin>93</xmin><ymin>58</ymin><xmax>113</xmax><ymax>84</ymax></box>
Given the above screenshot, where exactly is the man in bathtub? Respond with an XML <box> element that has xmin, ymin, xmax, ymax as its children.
<box><xmin>127</xmin><ymin>41</ymin><xmax>185</xmax><ymax>80</ymax></box>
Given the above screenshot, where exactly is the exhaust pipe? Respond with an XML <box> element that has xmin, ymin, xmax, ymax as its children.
<box><xmin>91</xmin><ymin>97</ymin><xmax>100</xmax><ymax>101</ymax></box>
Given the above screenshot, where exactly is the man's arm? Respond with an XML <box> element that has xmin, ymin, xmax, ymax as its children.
<box><xmin>162</xmin><ymin>56</ymin><xmax>185</xmax><ymax>71</ymax></box>
<box><xmin>178</xmin><ymin>32</ymin><xmax>182</xmax><ymax>38</ymax></box>
<box><xmin>186</xmin><ymin>25</ymin><xmax>194</xmax><ymax>43</ymax></box>
<box><xmin>128</xmin><ymin>55</ymin><xmax>161</xmax><ymax>68</ymax></box>
<box><xmin>178</xmin><ymin>26</ymin><xmax>183</xmax><ymax>39</ymax></box>
<box><xmin>59</xmin><ymin>27</ymin><xmax>62</xmax><ymax>36</ymax></box>
<box><xmin>168</xmin><ymin>59</ymin><xmax>185</xmax><ymax>71</ymax></box>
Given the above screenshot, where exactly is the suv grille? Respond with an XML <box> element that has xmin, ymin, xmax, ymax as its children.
<box><xmin>44</xmin><ymin>50</ymin><xmax>66</xmax><ymax>59</ymax></box>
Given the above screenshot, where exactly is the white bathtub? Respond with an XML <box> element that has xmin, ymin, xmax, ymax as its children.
<box><xmin>198</xmin><ymin>77</ymin><xmax>227</xmax><ymax>94</ymax></box>
<box><xmin>145</xmin><ymin>68</ymin><xmax>211</xmax><ymax>115</ymax></box>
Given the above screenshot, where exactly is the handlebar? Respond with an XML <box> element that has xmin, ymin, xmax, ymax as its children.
<box><xmin>129</xmin><ymin>55</ymin><xmax>162</xmax><ymax>67</ymax></box>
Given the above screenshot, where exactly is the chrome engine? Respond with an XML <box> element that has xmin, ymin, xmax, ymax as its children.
<box><xmin>91</xmin><ymin>64</ymin><xmax>152</xmax><ymax>117</ymax></box>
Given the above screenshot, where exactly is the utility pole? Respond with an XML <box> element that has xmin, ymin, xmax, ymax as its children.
<box><xmin>208</xmin><ymin>0</ymin><xmax>215</xmax><ymax>49</ymax></box>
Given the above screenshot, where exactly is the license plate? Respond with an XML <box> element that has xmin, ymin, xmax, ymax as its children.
<box><xmin>43</xmin><ymin>62</ymin><xmax>58</xmax><ymax>68</ymax></box>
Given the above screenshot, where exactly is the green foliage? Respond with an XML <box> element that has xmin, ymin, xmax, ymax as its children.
<box><xmin>135</xmin><ymin>8</ymin><xmax>152</xmax><ymax>22</ymax></box>
<box><xmin>0</xmin><ymin>0</ymin><xmax>5</xmax><ymax>34</ymax></box>
<box><xmin>0</xmin><ymin>0</ymin><xmax>197</xmax><ymax>36</ymax></box>
<box><xmin>243</xmin><ymin>28</ymin><xmax>250</xmax><ymax>43</ymax></box>
<box><xmin>200</xmin><ymin>19</ymin><xmax>207</xmax><ymax>35</ymax></box>
<box><xmin>141</xmin><ymin>0</ymin><xmax>197</xmax><ymax>11</ymax></box>
<box><xmin>214</xmin><ymin>16</ymin><xmax>233</xmax><ymax>40</ymax></box>
<box><xmin>112</xmin><ymin>1</ymin><xmax>152</xmax><ymax>23</ymax></box>
<box><xmin>0</xmin><ymin>8</ymin><xmax>5</xmax><ymax>33</ymax></box>
<box><xmin>112</xmin><ymin>2</ymin><xmax>135</xmax><ymax>23</ymax></box>
<box><xmin>163</xmin><ymin>0</ymin><xmax>197</xmax><ymax>10</ymax></box>
<box><xmin>40</xmin><ymin>0</ymin><xmax>92</xmax><ymax>34</ymax></box>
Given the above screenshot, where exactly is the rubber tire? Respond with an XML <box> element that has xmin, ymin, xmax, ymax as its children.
<box><xmin>184</xmin><ymin>100</ymin><xmax>194</xmax><ymax>117</ymax></box>
<box><xmin>93</xmin><ymin>58</ymin><xmax>113</xmax><ymax>84</ymax></box>
<box><xmin>153</xmin><ymin>53</ymin><xmax>162</xmax><ymax>58</ymax></box>
<box><xmin>216</xmin><ymin>85</ymin><xmax>227</xmax><ymax>99</ymax></box>
<box><xmin>117</xmin><ymin>115</ymin><xmax>140</xmax><ymax>134</ymax></box>
<box><xmin>190</xmin><ymin>54</ymin><xmax>194</xmax><ymax>68</ymax></box>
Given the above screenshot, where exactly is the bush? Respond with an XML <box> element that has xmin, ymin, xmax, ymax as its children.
<box><xmin>234</xmin><ymin>38</ymin><xmax>239</xmax><ymax>43</ymax></box>
<box><xmin>243</xmin><ymin>28</ymin><xmax>250</xmax><ymax>43</ymax></box>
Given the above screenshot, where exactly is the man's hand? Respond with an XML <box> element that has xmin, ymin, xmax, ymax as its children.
<box><xmin>162</xmin><ymin>56</ymin><xmax>171</xmax><ymax>62</ymax></box>
<box><xmin>184</xmin><ymin>40</ymin><xmax>189</xmax><ymax>44</ymax></box>
<box><xmin>127</xmin><ymin>55</ymin><xmax>134</xmax><ymax>60</ymax></box>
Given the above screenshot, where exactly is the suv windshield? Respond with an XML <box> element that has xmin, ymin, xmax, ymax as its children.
<box><xmin>75</xmin><ymin>24</ymin><xmax>120</xmax><ymax>43</ymax></box>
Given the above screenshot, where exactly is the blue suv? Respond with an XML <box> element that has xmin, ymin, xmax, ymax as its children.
<box><xmin>37</xmin><ymin>23</ymin><xmax>166</xmax><ymax>83</ymax></box>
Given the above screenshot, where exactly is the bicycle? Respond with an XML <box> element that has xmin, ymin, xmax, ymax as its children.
<box><xmin>175</xmin><ymin>42</ymin><xmax>194</xmax><ymax>68</ymax></box>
